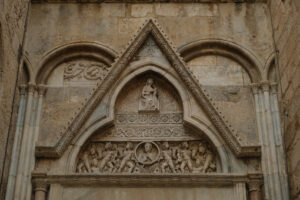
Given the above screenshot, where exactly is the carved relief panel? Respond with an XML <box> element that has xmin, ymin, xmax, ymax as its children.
<box><xmin>76</xmin><ymin>74</ymin><xmax>218</xmax><ymax>174</ymax></box>
<box><xmin>63</xmin><ymin>59</ymin><xmax>110</xmax><ymax>86</ymax></box>
<box><xmin>76</xmin><ymin>140</ymin><xmax>216</xmax><ymax>174</ymax></box>
<box><xmin>139</xmin><ymin>78</ymin><xmax>159</xmax><ymax>112</ymax></box>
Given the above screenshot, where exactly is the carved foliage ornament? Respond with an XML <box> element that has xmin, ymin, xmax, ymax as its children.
<box><xmin>76</xmin><ymin>140</ymin><xmax>217</xmax><ymax>174</ymax></box>
<box><xmin>63</xmin><ymin>61</ymin><xmax>110</xmax><ymax>82</ymax></box>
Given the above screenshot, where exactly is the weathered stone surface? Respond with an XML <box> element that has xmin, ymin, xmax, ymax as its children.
<box><xmin>61</xmin><ymin>187</ymin><xmax>235</xmax><ymax>200</ymax></box>
<box><xmin>268</xmin><ymin>0</ymin><xmax>300</xmax><ymax>198</ymax></box>
<box><xmin>0</xmin><ymin>0</ymin><xmax>29</xmax><ymax>198</ymax></box>
<box><xmin>1</xmin><ymin>1</ymin><xmax>297</xmax><ymax>200</ymax></box>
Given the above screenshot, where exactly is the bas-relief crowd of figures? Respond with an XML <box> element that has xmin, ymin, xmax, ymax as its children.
<box><xmin>76</xmin><ymin>140</ymin><xmax>217</xmax><ymax>174</ymax></box>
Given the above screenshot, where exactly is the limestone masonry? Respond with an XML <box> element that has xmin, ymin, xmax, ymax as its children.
<box><xmin>0</xmin><ymin>0</ymin><xmax>299</xmax><ymax>200</ymax></box>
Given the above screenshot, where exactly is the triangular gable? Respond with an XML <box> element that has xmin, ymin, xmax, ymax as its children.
<box><xmin>36</xmin><ymin>19</ymin><xmax>260</xmax><ymax>158</ymax></box>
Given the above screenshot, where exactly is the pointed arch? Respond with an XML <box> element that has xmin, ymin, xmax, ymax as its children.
<box><xmin>66</xmin><ymin>64</ymin><xmax>230</xmax><ymax>173</ymax></box>
<box><xmin>35</xmin><ymin>19</ymin><xmax>260</xmax><ymax>159</ymax></box>
<box><xmin>263</xmin><ymin>52</ymin><xmax>276</xmax><ymax>81</ymax></box>
<box><xmin>21</xmin><ymin>55</ymin><xmax>34</xmax><ymax>84</ymax></box>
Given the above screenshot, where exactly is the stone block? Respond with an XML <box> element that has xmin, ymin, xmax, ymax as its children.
<box><xmin>131</xmin><ymin>4</ymin><xmax>153</xmax><ymax>17</ymax></box>
<box><xmin>184</xmin><ymin>4</ymin><xmax>218</xmax><ymax>17</ymax></box>
<box><xmin>99</xmin><ymin>3</ymin><xmax>126</xmax><ymax>17</ymax></box>
<box><xmin>155</xmin><ymin>4</ymin><xmax>183</xmax><ymax>17</ymax></box>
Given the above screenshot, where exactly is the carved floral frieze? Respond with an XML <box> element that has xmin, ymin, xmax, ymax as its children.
<box><xmin>76</xmin><ymin>140</ymin><xmax>217</xmax><ymax>174</ymax></box>
<box><xmin>116</xmin><ymin>113</ymin><xmax>183</xmax><ymax>124</ymax></box>
<box><xmin>93</xmin><ymin>126</ymin><xmax>187</xmax><ymax>140</ymax></box>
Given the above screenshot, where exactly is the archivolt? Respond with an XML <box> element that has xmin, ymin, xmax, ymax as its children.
<box><xmin>22</xmin><ymin>54</ymin><xmax>34</xmax><ymax>83</ymax></box>
<box><xmin>178</xmin><ymin>39</ymin><xmax>263</xmax><ymax>83</ymax></box>
<box><xmin>263</xmin><ymin>52</ymin><xmax>276</xmax><ymax>81</ymax></box>
<box><xmin>34</xmin><ymin>41</ymin><xmax>117</xmax><ymax>84</ymax></box>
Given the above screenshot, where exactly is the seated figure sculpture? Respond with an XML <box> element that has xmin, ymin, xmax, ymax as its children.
<box><xmin>139</xmin><ymin>78</ymin><xmax>159</xmax><ymax>112</ymax></box>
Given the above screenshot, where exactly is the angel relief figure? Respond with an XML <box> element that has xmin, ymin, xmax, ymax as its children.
<box><xmin>139</xmin><ymin>78</ymin><xmax>159</xmax><ymax>112</ymax></box>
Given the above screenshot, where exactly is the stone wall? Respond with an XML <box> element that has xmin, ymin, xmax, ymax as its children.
<box><xmin>0</xmin><ymin>0</ymin><xmax>29</xmax><ymax>198</ymax></box>
<box><xmin>1</xmin><ymin>1</ymin><xmax>298</xmax><ymax>200</ymax></box>
<box><xmin>268</xmin><ymin>0</ymin><xmax>300</xmax><ymax>199</ymax></box>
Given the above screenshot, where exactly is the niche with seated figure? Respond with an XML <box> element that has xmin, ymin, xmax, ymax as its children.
<box><xmin>75</xmin><ymin>73</ymin><xmax>221</xmax><ymax>174</ymax></box>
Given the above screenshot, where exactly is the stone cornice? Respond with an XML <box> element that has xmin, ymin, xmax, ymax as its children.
<box><xmin>32</xmin><ymin>0</ymin><xmax>267</xmax><ymax>3</ymax></box>
<box><xmin>32</xmin><ymin>173</ymin><xmax>262</xmax><ymax>187</ymax></box>
<box><xmin>35</xmin><ymin>19</ymin><xmax>261</xmax><ymax>158</ymax></box>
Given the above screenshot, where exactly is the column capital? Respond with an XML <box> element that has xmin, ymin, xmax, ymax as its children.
<box><xmin>270</xmin><ymin>82</ymin><xmax>278</xmax><ymax>94</ymax></box>
<box><xmin>260</xmin><ymin>81</ymin><xmax>270</xmax><ymax>92</ymax></box>
<box><xmin>249</xmin><ymin>83</ymin><xmax>260</xmax><ymax>95</ymax></box>
<box><xmin>18</xmin><ymin>84</ymin><xmax>28</xmax><ymax>96</ymax></box>
<box><xmin>248</xmin><ymin>180</ymin><xmax>262</xmax><ymax>192</ymax></box>
<box><xmin>37</xmin><ymin>84</ymin><xmax>47</xmax><ymax>96</ymax></box>
<box><xmin>33</xmin><ymin>182</ymin><xmax>48</xmax><ymax>192</ymax></box>
<box><xmin>27</xmin><ymin>83</ymin><xmax>37</xmax><ymax>94</ymax></box>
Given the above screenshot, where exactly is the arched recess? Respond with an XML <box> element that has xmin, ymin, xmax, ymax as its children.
<box><xmin>178</xmin><ymin>39</ymin><xmax>263</xmax><ymax>83</ymax></box>
<box><xmin>66</xmin><ymin>64</ymin><xmax>230</xmax><ymax>174</ymax></box>
<box><xmin>179</xmin><ymin>39</ymin><xmax>259</xmax><ymax>146</ymax></box>
<box><xmin>35</xmin><ymin>42</ymin><xmax>117</xmax><ymax>84</ymax></box>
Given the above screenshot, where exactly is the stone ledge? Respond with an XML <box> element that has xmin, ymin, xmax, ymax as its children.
<box><xmin>32</xmin><ymin>0</ymin><xmax>267</xmax><ymax>3</ymax></box>
<box><xmin>32</xmin><ymin>173</ymin><xmax>263</xmax><ymax>187</ymax></box>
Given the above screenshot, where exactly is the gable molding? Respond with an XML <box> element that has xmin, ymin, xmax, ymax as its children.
<box><xmin>35</xmin><ymin>19</ymin><xmax>260</xmax><ymax>158</ymax></box>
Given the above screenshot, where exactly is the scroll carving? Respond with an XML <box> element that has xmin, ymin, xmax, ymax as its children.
<box><xmin>76</xmin><ymin>140</ymin><xmax>217</xmax><ymax>174</ymax></box>
<box><xmin>63</xmin><ymin>61</ymin><xmax>110</xmax><ymax>83</ymax></box>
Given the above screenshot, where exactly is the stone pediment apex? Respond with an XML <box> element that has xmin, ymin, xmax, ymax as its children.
<box><xmin>35</xmin><ymin>19</ymin><xmax>260</xmax><ymax>158</ymax></box>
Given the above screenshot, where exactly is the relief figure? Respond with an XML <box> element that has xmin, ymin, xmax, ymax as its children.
<box><xmin>178</xmin><ymin>141</ymin><xmax>193</xmax><ymax>172</ymax></box>
<box><xmin>160</xmin><ymin>142</ymin><xmax>175</xmax><ymax>173</ymax></box>
<box><xmin>99</xmin><ymin>142</ymin><xmax>116</xmax><ymax>173</ymax></box>
<box><xmin>139</xmin><ymin>78</ymin><xmax>159</xmax><ymax>112</ymax></box>
<box><xmin>118</xmin><ymin>142</ymin><xmax>135</xmax><ymax>173</ymax></box>
<box><xmin>76</xmin><ymin>140</ymin><xmax>217</xmax><ymax>174</ymax></box>
<box><xmin>137</xmin><ymin>142</ymin><xmax>158</xmax><ymax>164</ymax></box>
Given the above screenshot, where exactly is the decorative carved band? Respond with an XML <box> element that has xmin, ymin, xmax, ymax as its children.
<box><xmin>116</xmin><ymin>113</ymin><xmax>183</xmax><ymax>124</ymax></box>
<box><xmin>76</xmin><ymin>140</ymin><xmax>216</xmax><ymax>174</ymax></box>
<box><xmin>63</xmin><ymin>61</ymin><xmax>110</xmax><ymax>83</ymax></box>
<box><xmin>92</xmin><ymin>126</ymin><xmax>190</xmax><ymax>141</ymax></box>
